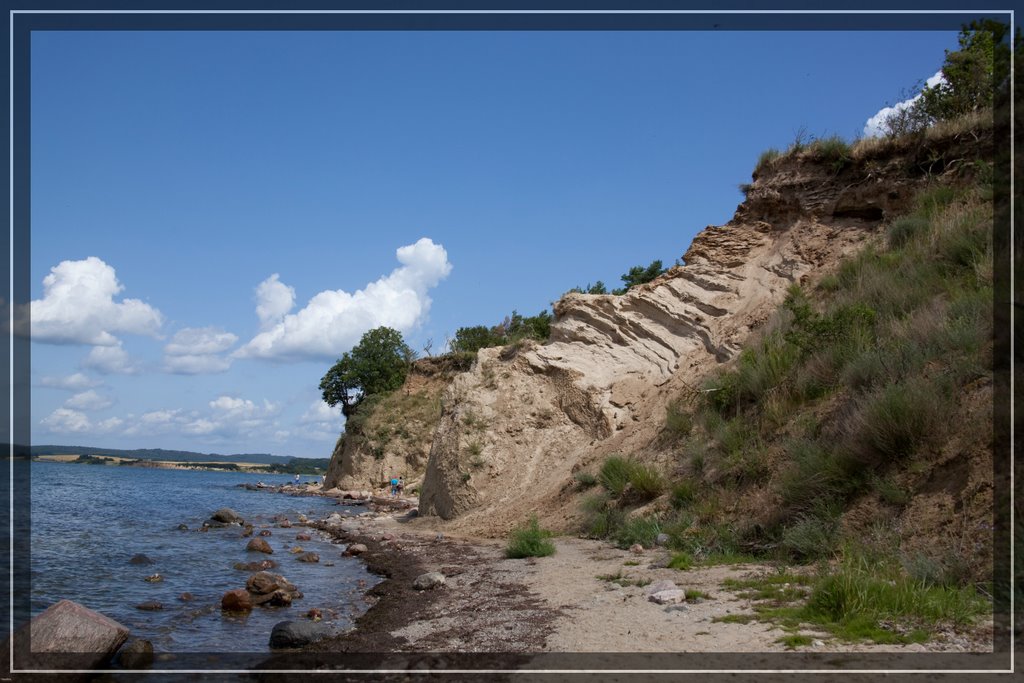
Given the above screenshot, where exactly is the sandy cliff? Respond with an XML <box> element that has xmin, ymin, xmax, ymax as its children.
<box><xmin>415</xmin><ymin>128</ymin><xmax>993</xmax><ymax>537</ymax></box>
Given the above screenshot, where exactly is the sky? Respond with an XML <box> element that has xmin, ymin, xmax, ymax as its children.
<box><xmin>25</xmin><ymin>28</ymin><xmax>959</xmax><ymax>458</ymax></box>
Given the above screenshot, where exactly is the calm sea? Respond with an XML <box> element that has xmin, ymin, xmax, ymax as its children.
<box><xmin>29</xmin><ymin>460</ymin><xmax>377</xmax><ymax>653</ymax></box>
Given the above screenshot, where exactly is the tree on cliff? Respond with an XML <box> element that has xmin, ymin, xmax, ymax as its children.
<box><xmin>319</xmin><ymin>327</ymin><xmax>414</xmax><ymax>418</ymax></box>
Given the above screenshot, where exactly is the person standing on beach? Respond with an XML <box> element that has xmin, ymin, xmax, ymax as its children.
<box><xmin>389</xmin><ymin>475</ymin><xmax>399</xmax><ymax>497</ymax></box>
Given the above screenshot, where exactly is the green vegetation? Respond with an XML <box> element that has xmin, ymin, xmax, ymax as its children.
<box><xmin>506</xmin><ymin>516</ymin><xmax>556</xmax><ymax>558</ymax></box>
<box><xmin>718</xmin><ymin>558</ymin><xmax>988</xmax><ymax>644</ymax></box>
<box><xmin>73</xmin><ymin>454</ymin><xmax>114</xmax><ymax>465</ymax></box>
<box><xmin>597</xmin><ymin>455</ymin><xmax>665</xmax><ymax>501</ymax></box>
<box><xmin>262</xmin><ymin>457</ymin><xmax>331</xmax><ymax>475</ymax></box>
<box><xmin>320</xmin><ymin>326</ymin><xmax>415</xmax><ymax>417</ymax></box>
<box><xmin>577</xmin><ymin>100</ymin><xmax>995</xmax><ymax>642</ymax></box>
<box><xmin>450</xmin><ymin>310</ymin><xmax>552</xmax><ymax>355</ymax></box>
<box><xmin>568</xmin><ymin>259</ymin><xmax>672</xmax><ymax>298</ymax></box>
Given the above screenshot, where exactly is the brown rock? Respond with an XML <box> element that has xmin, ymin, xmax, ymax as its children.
<box><xmin>135</xmin><ymin>601</ymin><xmax>163</xmax><ymax>611</ymax></box>
<box><xmin>268</xmin><ymin>590</ymin><xmax>293</xmax><ymax>607</ymax></box>
<box><xmin>297</xmin><ymin>552</ymin><xmax>319</xmax><ymax>563</ymax></box>
<box><xmin>221</xmin><ymin>589</ymin><xmax>253</xmax><ymax>612</ymax></box>
<box><xmin>242</xmin><ymin>525</ymin><xmax>254</xmax><ymax>537</ymax></box>
<box><xmin>144</xmin><ymin>573</ymin><xmax>163</xmax><ymax>582</ymax></box>
<box><xmin>246</xmin><ymin>538</ymin><xmax>273</xmax><ymax>554</ymax></box>
<box><xmin>295</xmin><ymin>533</ymin><xmax>311</xmax><ymax>541</ymax></box>
<box><xmin>259</xmin><ymin>529</ymin><xmax>272</xmax><ymax>537</ymax></box>
<box><xmin>343</xmin><ymin>543</ymin><xmax>368</xmax><ymax>556</ymax></box>
<box><xmin>178</xmin><ymin>592</ymin><xmax>195</xmax><ymax>602</ymax></box>
<box><xmin>233</xmin><ymin>559</ymin><xmax>278</xmax><ymax>572</ymax></box>
<box><xmin>246</xmin><ymin>571</ymin><xmax>280</xmax><ymax>595</ymax></box>
<box><xmin>279</xmin><ymin>519</ymin><xmax>292</xmax><ymax>528</ymax></box>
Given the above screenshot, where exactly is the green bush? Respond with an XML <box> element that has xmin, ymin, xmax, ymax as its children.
<box><xmin>598</xmin><ymin>456</ymin><xmax>634</xmax><ymax>497</ymax></box>
<box><xmin>598</xmin><ymin>455</ymin><xmax>665</xmax><ymax>501</ymax></box>
<box><xmin>614</xmin><ymin>516</ymin><xmax>661</xmax><ymax>549</ymax></box>
<box><xmin>668</xmin><ymin>551</ymin><xmax>695</xmax><ymax>570</ymax></box>
<box><xmin>664</xmin><ymin>399</ymin><xmax>693</xmax><ymax>439</ymax></box>
<box><xmin>573</xmin><ymin>471</ymin><xmax>598</xmax><ymax>489</ymax></box>
<box><xmin>626</xmin><ymin>462</ymin><xmax>666</xmax><ymax>500</ymax></box>
<box><xmin>780</xmin><ymin>507</ymin><xmax>841</xmax><ymax>562</ymax></box>
<box><xmin>670</xmin><ymin>480</ymin><xmax>697</xmax><ymax>509</ymax></box>
<box><xmin>845</xmin><ymin>377</ymin><xmax>948</xmax><ymax>465</ymax></box>
<box><xmin>506</xmin><ymin>516</ymin><xmax>556</xmax><ymax>558</ymax></box>
<box><xmin>887</xmin><ymin>216</ymin><xmax>930</xmax><ymax>248</ymax></box>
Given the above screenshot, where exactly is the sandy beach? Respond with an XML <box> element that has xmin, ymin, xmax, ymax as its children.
<box><xmin>252</xmin><ymin>486</ymin><xmax>998</xmax><ymax>678</ymax></box>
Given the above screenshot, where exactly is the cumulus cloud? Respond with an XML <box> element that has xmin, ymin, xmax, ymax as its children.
<box><xmin>236</xmin><ymin>238</ymin><xmax>452</xmax><ymax>361</ymax></box>
<box><xmin>65</xmin><ymin>390</ymin><xmax>114</xmax><ymax>412</ymax></box>
<box><xmin>19</xmin><ymin>256</ymin><xmax>163</xmax><ymax>345</ymax></box>
<box><xmin>82</xmin><ymin>342</ymin><xmax>140</xmax><ymax>375</ymax></box>
<box><xmin>864</xmin><ymin>71</ymin><xmax>946</xmax><ymax>138</ymax></box>
<box><xmin>163</xmin><ymin>326</ymin><xmax>238</xmax><ymax>375</ymax></box>
<box><xmin>255</xmin><ymin>274</ymin><xmax>296</xmax><ymax>330</ymax></box>
<box><xmin>38</xmin><ymin>372</ymin><xmax>102</xmax><ymax>391</ymax></box>
<box><xmin>39</xmin><ymin>408</ymin><xmax>92</xmax><ymax>434</ymax></box>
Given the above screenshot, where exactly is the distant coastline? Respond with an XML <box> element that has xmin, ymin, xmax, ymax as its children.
<box><xmin>32</xmin><ymin>453</ymin><xmax>326</xmax><ymax>475</ymax></box>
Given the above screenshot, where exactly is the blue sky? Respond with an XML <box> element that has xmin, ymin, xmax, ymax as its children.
<box><xmin>27</xmin><ymin>28</ymin><xmax>959</xmax><ymax>457</ymax></box>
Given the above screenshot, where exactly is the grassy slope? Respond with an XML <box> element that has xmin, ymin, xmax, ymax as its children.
<box><xmin>577</xmin><ymin>155</ymin><xmax>996</xmax><ymax>643</ymax></box>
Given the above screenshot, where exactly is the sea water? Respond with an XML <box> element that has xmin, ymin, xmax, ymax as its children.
<box><xmin>27</xmin><ymin>460</ymin><xmax>377</xmax><ymax>653</ymax></box>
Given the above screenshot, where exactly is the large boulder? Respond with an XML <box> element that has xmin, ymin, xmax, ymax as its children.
<box><xmin>17</xmin><ymin>599</ymin><xmax>129</xmax><ymax>669</ymax></box>
<box><xmin>212</xmin><ymin>508</ymin><xmax>245</xmax><ymax>524</ymax></box>
<box><xmin>246</xmin><ymin>538</ymin><xmax>274</xmax><ymax>554</ymax></box>
<box><xmin>269</xmin><ymin>620</ymin><xmax>332</xmax><ymax>649</ymax></box>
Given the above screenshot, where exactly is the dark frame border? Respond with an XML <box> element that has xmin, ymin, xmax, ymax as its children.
<box><xmin>3</xmin><ymin>3</ymin><xmax>1014</xmax><ymax>676</ymax></box>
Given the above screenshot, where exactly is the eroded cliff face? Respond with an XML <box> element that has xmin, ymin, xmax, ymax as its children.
<box><xmin>323</xmin><ymin>357</ymin><xmax>462</xmax><ymax>492</ymax></box>
<box><xmin>417</xmin><ymin>129</ymin><xmax>992</xmax><ymax>537</ymax></box>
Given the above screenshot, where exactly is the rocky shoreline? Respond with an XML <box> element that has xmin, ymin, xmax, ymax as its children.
<box><xmin>13</xmin><ymin>483</ymin><xmax>996</xmax><ymax>678</ymax></box>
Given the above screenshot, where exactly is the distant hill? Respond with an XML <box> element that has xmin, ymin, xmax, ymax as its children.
<box><xmin>30</xmin><ymin>445</ymin><xmax>295</xmax><ymax>465</ymax></box>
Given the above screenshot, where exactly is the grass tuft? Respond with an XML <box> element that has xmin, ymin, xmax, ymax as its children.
<box><xmin>505</xmin><ymin>516</ymin><xmax>556</xmax><ymax>559</ymax></box>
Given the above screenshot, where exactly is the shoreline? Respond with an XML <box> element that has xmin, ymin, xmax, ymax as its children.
<box><xmin>257</xmin><ymin>486</ymin><xmax>997</xmax><ymax>668</ymax></box>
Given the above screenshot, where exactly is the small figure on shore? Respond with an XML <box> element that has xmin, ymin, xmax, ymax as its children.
<box><xmin>389</xmin><ymin>475</ymin><xmax>399</xmax><ymax>498</ymax></box>
<box><xmin>320</xmin><ymin>474</ymin><xmax>326</xmax><ymax>487</ymax></box>
<box><xmin>396</xmin><ymin>477</ymin><xmax>404</xmax><ymax>497</ymax></box>
<box><xmin>294</xmin><ymin>474</ymin><xmax>300</xmax><ymax>486</ymax></box>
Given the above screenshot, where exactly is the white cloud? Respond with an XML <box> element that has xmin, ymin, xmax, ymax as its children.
<box><xmin>255</xmin><ymin>274</ymin><xmax>296</xmax><ymax>330</ymax></box>
<box><xmin>864</xmin><ymin>71</ymin><xmax>946</xmax><ymax>138</ymax></box>
<box><xmin>19</xmin><ymin>256</ymin><xmax>163</xmax><ymax>345</ymax></box>
<box><xmin>38</xmin><ymin>372</ymin><xmax>102</xmax><ymax>391</ymax></box>
<box><xmin>82</xmin><ymin>342</ymin><xmax>140</xmax><ymax>375</ymax></box>
<box><xmin>96</xmin><ymin>417</ymin><xmax>124</xmax><ymax>433</ymax></box>
<box><xmin>163</xmin><ymin>327</ymin><xmax>238</xmax><ymax>375</ymax></box>
<box><xmin>235</xmin><ymin>238</ymin><xmax>452</xmax><ymax>361</ymax></box>
<box><xmin>39</xmin><ymin>408</ymin><xmax>92</xmax><ymax>434</ymax></box>
<box><xmin>301</xmin><ymin>400</ymin><xmax>342</xmax><ymax>425</ymax></box>
<box><xmin>65</xmin><ymin>390</ymin><xmax>114</xmax><ymax>412</ymax></box>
